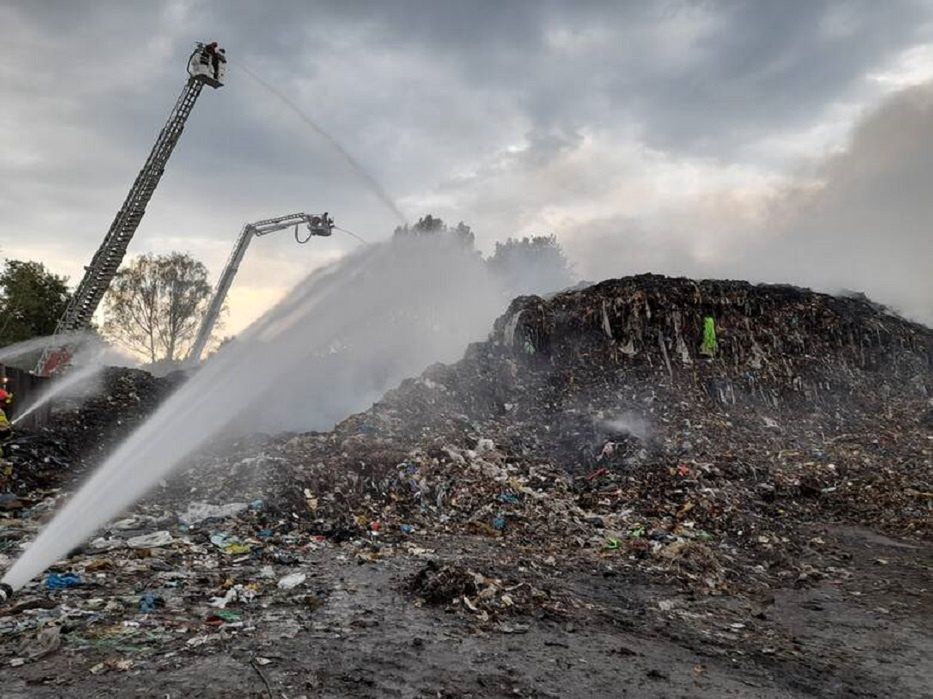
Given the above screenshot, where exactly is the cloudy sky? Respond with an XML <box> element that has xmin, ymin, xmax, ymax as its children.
<box><xmin>2</xmin><ymin>0</ymin><xmax>932</xmax><ymax>331</ymax></box>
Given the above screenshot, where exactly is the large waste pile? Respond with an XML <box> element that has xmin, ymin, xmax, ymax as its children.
<box><xmin>156</xmin><ymin>274</ymin><xmax>931</xmax><ymax>590</ymax></box>
<box><xmin>2</xmin><ymin>275</ymin><xmax>931</xmax><ymax>696</ymax></box>
<box><xmin>2</xmin><ymin>368</ymin><xmax>183</xmax><ymax>494</ymax></box>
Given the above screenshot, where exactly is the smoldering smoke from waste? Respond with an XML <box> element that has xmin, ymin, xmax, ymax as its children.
<box><xmin>1</xmin><ymin>235</ymin><xmax>503</xmax><ymax>590</ymax></box>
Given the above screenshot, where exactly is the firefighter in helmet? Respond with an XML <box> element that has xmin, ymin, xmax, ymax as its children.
<box><xmin>0</xmin><ymin>380</ymin><xmax>12</xmax><ymax>463</ymax></box>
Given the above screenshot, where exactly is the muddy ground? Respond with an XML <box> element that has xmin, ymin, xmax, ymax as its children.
<box><xmin>3</xmin><ymin>523</ymin><xmax>929</xmax><ymax>698</ymax></box>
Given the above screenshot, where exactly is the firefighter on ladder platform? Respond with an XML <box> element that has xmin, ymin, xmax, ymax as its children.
<box><xmin>189</xmin><ymin>41</ymin><xmax>227</xmax><ymax>87</ymax></box>
<box><xmin>203</xmin><ymin>41</ymin><xmax>225</xmax><ymax>80</ymax></box>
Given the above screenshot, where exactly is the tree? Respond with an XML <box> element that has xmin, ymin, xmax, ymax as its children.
<box><xmin>102</xmin><ymin>252</ymin><xmax>213</xmax><ymax>364</ymax></box>
<box><xmin>486</xmin><ymin>235</ymin><xmax>574</xmax><ymax>296</ymax></box>
<box><xmin>0</xmin><ymin>260</ymin><xmax>71</xmax><ymax>347</ymax></box>
<box><xmin>394</xmin><ymin>215</ymin><xmax>476</xmax><ymax>249</ymax></box>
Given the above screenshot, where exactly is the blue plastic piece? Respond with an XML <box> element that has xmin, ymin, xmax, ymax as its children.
<box><xmin>46</xmin><ymin>573</ymin><xmax>82</xmax><ymax>590</ymax></box>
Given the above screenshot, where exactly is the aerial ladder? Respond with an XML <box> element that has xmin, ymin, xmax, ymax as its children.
<box><xmin>186</xmin><ymin>212</ymin><xmax>335</xmax><ymax>363</ymax></box>
<box><xmin>36</xmin><ymin>42</ymin><xmax>228</xmax><ymax>376</ymax></box>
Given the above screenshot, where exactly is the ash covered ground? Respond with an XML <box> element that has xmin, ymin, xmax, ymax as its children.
<box><xmin>1</xmin><ymin>275</ymin><xmax>931</xmax><ymax>697</ymax></box>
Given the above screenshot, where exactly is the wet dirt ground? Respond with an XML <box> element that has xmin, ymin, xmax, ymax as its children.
<box><xmin>4</xmin><ymin>524</ymin><xmax>929</xmax><ymax>698</ymax></box>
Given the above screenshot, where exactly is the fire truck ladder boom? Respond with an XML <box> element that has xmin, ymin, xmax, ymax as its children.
<box><xmin>36</xmin><ymin>41</ymin><xmax>226</xmax><ymax>375</ymax></box>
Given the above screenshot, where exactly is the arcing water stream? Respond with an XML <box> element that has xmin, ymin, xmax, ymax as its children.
<box><xmin>238</xmin><ymin>64</ymin><xmax>408</xmax><ymax>226</ymax></box>
<box><xmin>2</xmin><ymin>67</ymin><xmax>422</xmax><ymax>591</ymax></box>
<box><xmin>0</xmin><ymin>332</ymin><xmax>91</xmax><ymax>366</ymax></box>
<box><xmin>11</xmin><ymin>362</ymin><xmax>103</xmax><ymax>426</ymax></box>
<box><xmin>1</xmin><ymin>235</ymin><xmax>503</xmax><ymax>590</ymax></box>
<box><xmin>10</xmin><ymin>341</ymin><xmax>126</xmax><ymax>426</ymax></box>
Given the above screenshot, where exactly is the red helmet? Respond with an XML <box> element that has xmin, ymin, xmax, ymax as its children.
<box><xmin>0</xmin><ymin>389</ymin><xmax>10</xmax><ymax>404</ymax></box>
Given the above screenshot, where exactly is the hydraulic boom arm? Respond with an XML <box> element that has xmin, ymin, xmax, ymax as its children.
<box><xmin>186</xmin><ymin>212</ymin><xmax>333</xmax><ymax>363</ymax></box>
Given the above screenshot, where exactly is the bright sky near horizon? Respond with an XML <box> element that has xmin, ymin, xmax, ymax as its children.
<box><xmin>2</xmin><ymin>0</ymin><xmax>932</xmax><ymax>331</ymax></box>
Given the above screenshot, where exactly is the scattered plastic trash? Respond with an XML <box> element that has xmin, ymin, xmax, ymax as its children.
<box><xmin>277</xmin><ymin>572</ymin><xmax>307</xmax><ymax>590</ymax></box>
<box><xmin>206</xmin><ymin>609</ymin><xmax>241</xmax><ymax>624</ymax></box>
<box><xmin>22</xmin><ymin>624</ymin><xmax>62</xmax><ymax>659</ymax></box>
<box><xmin>210</xmin><ymin>584</ymin><xmax>256</xmax><ymax>608</ymax></box>
<box><xmin>139</xmin><ymin>592</ymin><xmax>164</xmax><ymax>613</ymax></box>
<box><xmin>178</xmin><ymin>501</ymin><xmax>248</xmax><ymax>526</ymax></box>
<box><xmin>46</xmin><ymin>573</ymin><xmax>82</xmax><ymax>589</ymax></box>
<box><xmin>127</xmin><ymin>530</ymin><xmax>174</xmax><ymax>549</ymax></box>
<box><xmin>224</xmin><ymin>542</ymin><xmax>252</xmax><ymax>555</ymax></box>
<box><xmin>209</xmin><ymin>531</ymin><xmax>251</xmax><ymax>554</ymax></box>
<box><xmin>89</xmin><ymin>537</ymin><xmax>126</xmax><ymax>552</ymax></box>
<box><xmin>0</xmin><ymin>493</ymin><xmax>24</xmax><ymax>511</ymax></box>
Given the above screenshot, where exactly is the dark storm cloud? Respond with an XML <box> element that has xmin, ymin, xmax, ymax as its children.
<box><xmin>1</xmin><ymin>0</ymin><xmax>931</xmax><ymax>330</ymax></box>
<box><xmin>612</xmin><ymin>1</ymin><xmax>932</xmax><ymax>153</ymax></box>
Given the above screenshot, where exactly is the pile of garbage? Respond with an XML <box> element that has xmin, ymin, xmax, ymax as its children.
<box><xmin>409</xmin><ymin>560</ymin><xmax>569</xmax><ymax>625</ymax></box>
<box><xmin>6</xmin><ymin>276</ymin><xmax>933</xmax><ymax>588</ymax></box>
<box><xmin>0</xmin><ymin>496</ymin><xmax>334</xmax><ymax>666</ymax></box>
<box><xmin>45</xmin><ymin>368</ymin><xmax>185</xmax><ymax>459</ymax></box>
<box><xmin>2</xmin><ymin>368</ymin><xmax>183</xmax><ymax>494</ymax></box>
<box><xmin>0</xmin><ymin>274</ymin><xmax>930</xmax><ymax>685</ymax></box>
<box><xmin>144</xmin><ymin>274</ymin><xmax>931</xmax><ymax>594</ymax></box>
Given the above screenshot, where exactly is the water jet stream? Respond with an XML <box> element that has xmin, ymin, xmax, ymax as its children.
<box><xmin>0</xmin><ymin>332</ymin><xmax>91</xmax><ymax>366</ymax></box>
<box><xmin>1</xmin><ymin>236</ymin><xmax>503</xmax><ymax>590</ymax></box>
<box><xmin>12</xmin><ymin>362</ymin><xmax>106</xmax><ymax>426</ymax></box>
<box><xmin>238</xmin><ymin>63</ymin><xmax>408</xmax><ymax>226</ymax></box>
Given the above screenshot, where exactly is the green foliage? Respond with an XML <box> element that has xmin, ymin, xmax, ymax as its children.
<box><xmin>0</xmin><ymin>260</ymin><xmax>71</xmax><ymax>347</ymax></box>
<box><xmin>394</xmin><ymin>214</ymin><xmax>574</xmax><ymax>296</ymax></box>
<box><xmin>394</xmin><ymin>215</ymin><xmax>476</xmax><ymax>249</ymax></box>
<box><xmin>486</xmin><ymin>235</ymin><xmax>574</xmax><ymax>295</ymax></box>
<box><xmin>102</xmin><ymin>252</ymin><xmax>212</xmax><ymax>364</ymax></box>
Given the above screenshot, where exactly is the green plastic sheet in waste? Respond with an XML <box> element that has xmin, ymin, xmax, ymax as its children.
<box><xmin>701</xmin><ymin>316</ymin><xmax>718</xmax><ymax>356</ymax></box>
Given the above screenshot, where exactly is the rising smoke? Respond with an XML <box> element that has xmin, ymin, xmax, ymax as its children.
<box><xmin>251</xmin><ymin>232</ymin><xmax>505</xmax><ymax>431</ymax></box>
<box><xmin>1</xmin><ymin>233</ymin><xmax>508</xmax><ymax>590</ymax></box>
<box><xmin>737</xmin><ymin>83</ymin><xmax>933</xmax><ymax>324</ymax></box>
<box><xmin>566</xmin><ymin>82</ymin><xmax>933</xmax><ymax>326</ymax></box>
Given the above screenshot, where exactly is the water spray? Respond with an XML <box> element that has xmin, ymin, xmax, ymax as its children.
<box><xmin>0</xmin><ymin>332</ymin><xmax>92</xmax><ymax>366</ymax></box>
<box><xmin>1</xmin><ymin>235</ymin><xmax>504</xmax><ymax>591</ymax></box>
<box><xmin>12</xmin><ymin>361</ymin><xmax>105</xmax><ymax>426</ymax></box>
<box><xmin>335</xmin><ymin>225</ymin><xmax>369</xmax><ymax>245</ymax></box>
<box><xmin>237</xmin><ymin>63</ymin><xmax>408</xmax><ymax>225</ymax></box>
